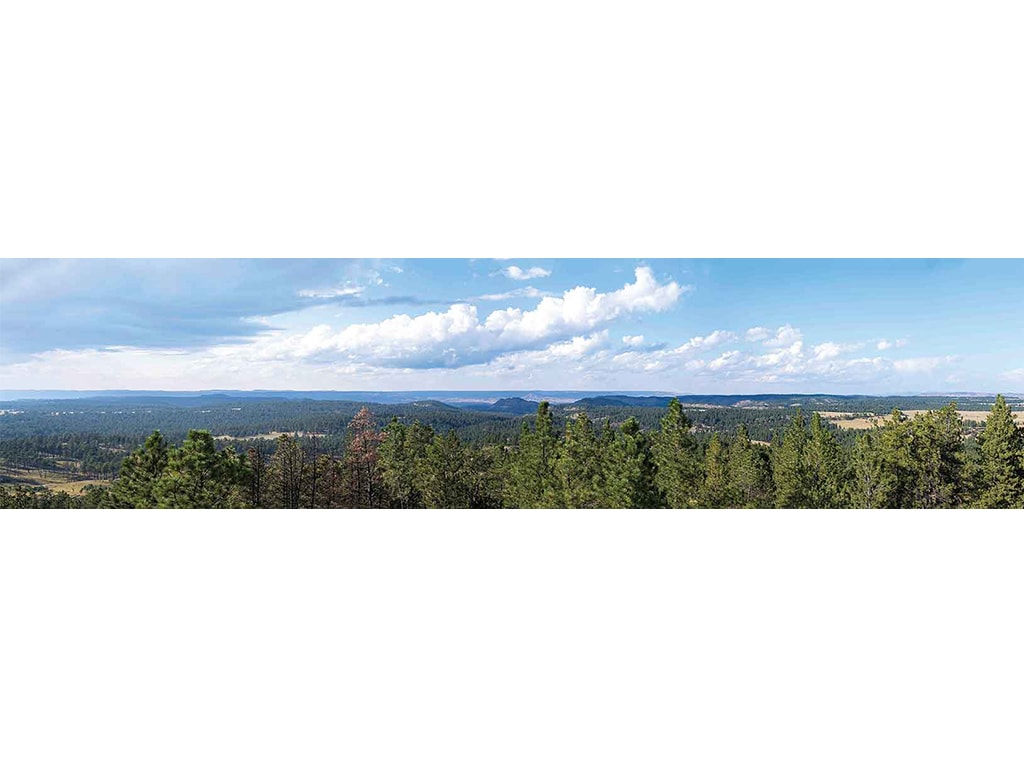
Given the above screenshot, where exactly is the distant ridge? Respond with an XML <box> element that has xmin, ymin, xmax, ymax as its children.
<box><xmin>462</xmin><ymin>397</ymin><xmax>541</xmax><ymax>415</ymax></box>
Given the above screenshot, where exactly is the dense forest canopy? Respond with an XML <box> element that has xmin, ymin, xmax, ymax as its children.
<box><xmin>2</xmin><ymin>393</ymin><xmax>1022</xmax><ymax>509</ymax></box>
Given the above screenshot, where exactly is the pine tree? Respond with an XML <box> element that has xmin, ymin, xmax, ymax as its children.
<box><xmin>910</xmin><ymin>404</ymin><xmax>964</xmax><ymax>508</ymax></box>
<box><xmin>727</xmin><ymin>425</ymin><xmax>771</xmax><ymax>508</ymax></box>
<box><xmin>421</xmin><ymin>430</ymin><xmax>469</xmax><ymax>508</ymax></box>
<box><xmin>463</xmin><ymin>445</ymin><xmax>506</xmax><ymax>508</ymax></box>
<box><xmin>268</xmin><ymin>433</ymin><xmax>305</xmax><ymax>508</ymax></box>
<box><xmin>314</xmin><ymin>453</ymin><xmax>346</xmax><ymax>508</ymax></box>
<box><xmin>507</xmin><ymin>402</ymin><xmax>559</xmax><ymax>507</ymax></box>
<box><xmin>307</xmin><ymin>433</ymin><xmax>322</xmax><ymax>508</ymax></box>
<box><xmin>246</xmin><ymin>442</ymin><xmax>268</xmax><ymax>508</ymax></box>
<box><xmin>378</xmin><ymin>417</ymin><xmax>411</xmax><ymax>507</ymax></box>
<box><xmin>803</xmin><ymin>413</ymin><xmax>848</xmax><ymax>508</ymax></box>
<box><xmin>343</xmin><ymin>408</ymin><xmax>383</xmax><ymax>508</ymax></box>
<box><xmin>977</xmin><ymin>394</ymin><xmax>1024</xmax><ymax>508</ymax></box>
<box><xmin>602</xmin><ymin>417</ymin><xmax>660</xmax><ymax>508</ymax></box>
<box><xmin>153</xmin><ymin>430</ymin><xmax>246</xmax><ymax>508</ymax></box>
<box><xmin>773</xmin><ymin>409</ymin><xmax>810</xmax><ymax>508</ymax></box>
<box><xmin>380</xmin><ymin>417</ymin><xmax>438</xmax><ymax>508</ymax></box>
<box><xmin>849</xmin><ymin>410</ymin><xmax>917</xmax><ymax>508</ymax></box>
<box><xmin>701</xmin><ymin>433</ymin><xmax>730</xmax><ymax>507</ymax></box>
<box><xmin>555</xmin><ymin>412</ymin><xmax>603</xmax><ymax>508</ymax></box>
<box><xmin>850</xmin><ymin>432</ymin><xmax>891</xmax><ymax>508</ymax></box>
<box><xmin>651</xmin><ymin>398</ymin><xmax>701</xmax><ymax>508</ymax></box>
<box><xmin>111</xmin><ymin>430</ymin><xmax>169</xmax><ymax>508</ymax></box>
<box><xmin>876</xmin><ymin>408</ymin><xmax>916</xmax><ymax>507</ymax></box>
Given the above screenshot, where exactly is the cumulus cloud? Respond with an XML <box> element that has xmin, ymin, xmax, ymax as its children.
<box><xmin>679</xmin><ymin>330</ymin><xmax>737</xmax><ymax>352</ymax></box>
<box><xmin>271</xmin><ymin>267</ymin><xmax>686</xmax><ymax>368</ymax></box>
<box><xmin>762</xmin><ymin>324</ymin><xmax>803</xmax><ymax>348</ymax></box>
<box><xmin>501</xmin><ymin>265</ymin><xmax>551</xmax><ymax>280</ymax></box>
<box><xmin>606</xmin><ymin>324</ymin><xmax>959</xmax><ymax>387</ymax></box>
<box><xmin>608</xmin><ymin>330</ymin><xmax>736</xmax><ymax>374</ymax></box>
<box><xmin>707</xmin><ymin>350</ymin><xmax>743</xmax><ymax>371</ymax></box>
<box><xmin>622</xmin><ymin>335</ymin><xmax>645</xmax><ymax>346</ymax></box>
<box><xmin>811</xmin><ymin>341</ymin><xmax>864</xmax><ymax>361</ymax></box>
<box><xmin>877</xmin><ymin>338</ymin><xmax>908</xmax><ymax>351</ymax></box>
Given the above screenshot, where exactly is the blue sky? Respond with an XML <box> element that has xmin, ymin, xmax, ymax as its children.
<box><xmin>1</xmin><ymin>258</ymin><xmax>1021</xmax><ymax>393</ymax></box>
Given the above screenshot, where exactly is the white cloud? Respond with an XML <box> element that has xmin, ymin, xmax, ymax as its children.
<box><xmin>811</xmin><ymin>342</ymin><xmax>843</xmax><ymax>361</ymax></box>
<box><xmin>745</xmin><ymin>326</ymin><xmax>772</xmax><ymax>342</ymax></box>
<box><xmin>501</xmin><ymin>265</ymin><xmax>551</xmax><ymax>281</ymax></box>
<box><xmin>707</xmin><ymin>350</ymin><xmax>743</xmax><ymax>371</ymax></box>
<box><xmin>608</xmin><ymin>329</ymin><xmax>735</xmax><ymax>374</ymax></box>
<box><xmin>299</xmin><ymin>268</ymin><xmax>389</xmax><ymax>298</ymax></box>
<box><xmin>892</xmin><ymin>356</ymin><xmax>957</xmax><ymax>374</ymax></box>
<box><xmin>877</xmin><ymin>338</ymin><xmax>908</xmax><ymax>351</ymax></box>
<box><xmin>762</xmin><ymin>324</ymin><xmax>803</xmax><ymax>348</ymax></box>
<box><xmin>622</xmin><ymin>335</ymin><xmax>645</xmax><ymax>346</ymax></box>
<box><xmin>275</xmin><ymin>266</ymin><xmax>685</xmax><ymax>368</ymax></box>
<box><xmin>678</xmin><ymin>330</ymin><xmax>737</xmax><ymax>352</ymax></box>
<box><xmin>811</xmin><ymin>341</ymin><xmax>864</xmax><ymax>361</ymax></box>
<box><xmin>479</xmin><ymin>332</ymin><xmax>611</xmax><ymax>373</ymax></box>
<box><xmin>1001</xmin><ymin>368</ymin><xmax>1024</xmax><ymax>382</ymax></box>
<box><xmin>475</xmin><ymin>286</ymin><xmax>554</xmax><ymax>301</ymax></box>
<box><xmin>298</xmin><ymin>284</ymin><xmax>364</xmax><ymax>299</ymax></box>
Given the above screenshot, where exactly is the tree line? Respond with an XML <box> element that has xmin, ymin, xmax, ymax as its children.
<box><xmin>2</xmin><ymin>396</ymin><xmax>1022</xmax><ymax>509</ymax></box>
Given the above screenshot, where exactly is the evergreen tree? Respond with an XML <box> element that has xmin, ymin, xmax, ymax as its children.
<box><xmin>246</xmin><ymin>443</ymin><xmax>268</xmax><ymax>508</ymax></box>
<box><xmin>463</xmin><ymin>445</ymin><xmax>506</xmax><ymax>508</ymax></box>
<box><xmin>651</xmin><ymin>398</ymin><xmax>702</xmax><ymax>508</ymax></box>
<box><xmin>507</xmin><ymin>402</ymin><xmax>559</xmax><ymax>507</ymax></box>
<box><xmin>773</xmin><ymin>409</ymin><xmax>810</xmax><ymax>508</ymax></box>
<box><xmin>555</xmin><ymin>412</ymin><xmax>604</xmax><ymax>508</ymax></box>
<box><xmin>701</xmin><ymin>433</ymin><xmax>730</xmax><ymax>507</ymax></box>
<box><xmin>727</xmin><ymin>425</ymin><xmax>772</xmax><ymax>508</ymax></box>
<box><xmin>153</xmin><ymin>430</ymin><xmax>246</xmax><ymax>508</ymax></box>
<box><xmin>875</xmin><ymin>408</ymin><xmax>916</xmax><ymax>508</ymax></box>
<box><xmin>910</xmin><ymin>405</ymin><xmax>964</xmax><ymax>508</ymax></box>
<box><xmin>378</xmin><ymin>417</ymin><xmax>411</xmax><ymax>507</ymax></box>
<box><xmin>268</xmin><ymin>433</ymin><xmax>305</xmax><ymax>508</ymax></box>
<box><xmin>849</xmin><ymin>410</ymin><xmax>920</xmax><ymax>508</ymax></box>
<box><xmin>977</xmin><ymin>394</ymin><xmax>1024</xmax><ymax>508</ymax></box>
<box><xmin>602</xmin><ymin>417</ymin><xmax>660</xmax><ymax>508</ymax></box>
<box><xmin>803</xmin><ymin>413</ymin><xmax>847</xmax><ymax>508</ymax></box>
<box><xmin>111</xmin><ymin>430</ymin><xmax>169</xmax><ymax>508</ymax></box>
<box><xmin>850</xmin><ymin>431</ymin><xmax>892</xmax><ymax>508</ymax></box>
<box><xmin>421</xmin><ymin>430</ymin><xmax>469</xmax><ymax>508</ymax></box>
<box><xmin>314</xmin><ymin>453</ymin><xmax>346</xmax><ymax>508</ymax></box>
<box><xmin>307</xmin><ymin>434</ymin><xmax>322</xmax><ymax>508</ymax></box>
<box><xmin>343</xmin><ymin>408</ymin><xmax>383</xmax><ymax>508</ymax></box>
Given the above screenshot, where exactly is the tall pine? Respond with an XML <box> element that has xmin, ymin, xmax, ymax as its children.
<box><xmin>701</xmin><ymin>433</ymin><xmax>730</xmax><ymax>507</ymax></box>
<box><xmin>773</xmin><ymin>409</ymin><xmax>810</xmax><ymax>508</ymax></box>
<box><xmin>727</xmin><ymin>426</ymin><xmax>772</xmax><ymax>508</ymax></box>
<box><xmin>602</xmin><ymin>417</ymin><xmax>660</xmax><ymax>508</ymax></box>
<box><xmin>555</xmin><ymin>412</ymin><xmax>604</xmax><ymax>508</ymax></box>
<box><xmin>651</xmin><ymin>398</ymin><xmax>702</xmax><ymax>508</ymax></box>
<box><xmin>803</xmin><ymin>413</ymin><xmax>848</xmax><ymax>508</ymax></box>
<box><xmin>508</xmin><ymin>402</ymin><xmax>559</xmax><ymax>507</ymax></box>
<box><xmin>111</xmin><ymin>430</ymin><xmax>169</xmax><ymax>508</ymax></box>
<box><xmin>977</xmin><ymin>394</ymin><xmax>1024</xmax><ymax>508</ymax></box>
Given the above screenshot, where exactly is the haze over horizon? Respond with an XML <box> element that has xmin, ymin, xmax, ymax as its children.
<box><xmin>2</xmin><ymin>258</ymin><xmax>1021</xmax><ymax>394</ymax></box>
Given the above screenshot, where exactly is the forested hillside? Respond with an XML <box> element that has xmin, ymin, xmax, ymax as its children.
<box><xmin>3</xmin><ymin>396</ymin><xmax>1022</xmax><ymax>509</ymax></box>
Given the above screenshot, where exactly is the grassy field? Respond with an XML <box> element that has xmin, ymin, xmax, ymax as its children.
<box><xmin>821</xmin><ymin>409</ymin><xmax>1024</xmax><ymax>430</ymax></box>
<box><xmin>0</xmin><ymin>465</ymin><xmax>110</xmax><ymax>492</ymax></box>
<box><xmin>214</xmin><ymin>431</ymin><xmax>326</xmax><ymax>441</ymax></box>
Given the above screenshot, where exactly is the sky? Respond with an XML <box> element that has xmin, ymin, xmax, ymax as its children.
<box><xmin>1</xmin><ymin>258</ymin><xmax>1021</xmax><ymax>394</ymax></box>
